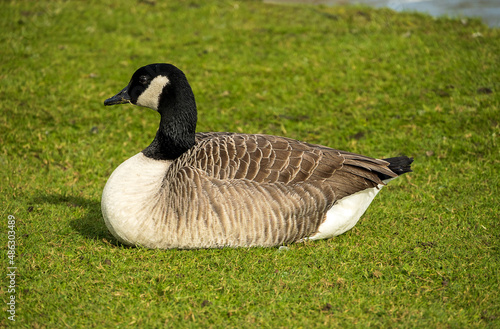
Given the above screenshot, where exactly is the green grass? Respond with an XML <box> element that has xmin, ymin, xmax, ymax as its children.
<box><xmin>1</xmin><ymin>0</ymin><xmax>499</xmax><ymax>327</ymax></box>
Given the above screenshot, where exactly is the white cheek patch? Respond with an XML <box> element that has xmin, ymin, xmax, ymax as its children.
<box><xmin>136</xmin><ymin>76</ymin><xmax>170</xmax><ymax>110</ymax></box>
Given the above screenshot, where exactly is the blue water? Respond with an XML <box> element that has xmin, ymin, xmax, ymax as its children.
<box><xmin>266</xmin><ymin>0</ymin><xmax>500</xmax><ymax>27</ymax></box>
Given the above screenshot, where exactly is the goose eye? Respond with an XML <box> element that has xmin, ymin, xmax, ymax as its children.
<box><xmin>139</xmin><ymin>75</ymin><xmax>149</xmax><ymax>85</ymax></box>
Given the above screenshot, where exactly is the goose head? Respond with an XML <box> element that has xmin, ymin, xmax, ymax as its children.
<box><xmin>104</xmin><ymin>64</ymin><xmax>197</xmax><ymax>160</ymax></box>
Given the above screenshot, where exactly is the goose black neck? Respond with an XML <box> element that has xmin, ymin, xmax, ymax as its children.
<box><xmin>142</xmin><ymin>78</ymin><xmax>197</xmax><ymax>161</ymax></box>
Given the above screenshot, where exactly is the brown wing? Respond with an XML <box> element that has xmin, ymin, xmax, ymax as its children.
<box><xmin>190</xmin><ymin>132</ymin><xmax>397</xmax><ymax>200</ymax></box>
<box><xmin>193</xmin><ymin>133</ymin><xmax>332</xmax><ymax>183</ymax></box>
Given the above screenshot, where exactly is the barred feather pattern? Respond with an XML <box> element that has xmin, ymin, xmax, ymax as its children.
<box><xmin>109</xmin><ymin>132</ymin><xmax>398</xmax><ymax>249</ymax></box>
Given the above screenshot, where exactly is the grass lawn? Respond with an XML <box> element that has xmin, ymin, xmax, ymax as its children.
<box><xmin>1</xmin><ymin>0</ymin><xmax>499</xmax><ymax>327</ymax></box>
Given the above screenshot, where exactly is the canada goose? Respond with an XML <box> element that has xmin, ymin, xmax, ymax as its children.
<box><xmin>102</xmin><ymin>63</ymin><xmax>413</xmax><ymax>249</ymax></box>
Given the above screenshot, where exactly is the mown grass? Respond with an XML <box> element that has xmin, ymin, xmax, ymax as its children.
<box><xmin>1</xmin><ymin>0</ymin><xmax>499</xmax><ymax>327</ymax></box>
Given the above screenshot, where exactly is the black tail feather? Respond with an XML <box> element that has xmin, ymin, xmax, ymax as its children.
<box><xmin>379</xmin><ymin>156</ymin><xmax>413</xmax><ymax>181</ymax></box>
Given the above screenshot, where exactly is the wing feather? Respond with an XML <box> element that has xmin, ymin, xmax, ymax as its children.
<box><xmin>190</xmin><ymin>132</ymin><xmax>392</xmax><ymax>201</ymax></box>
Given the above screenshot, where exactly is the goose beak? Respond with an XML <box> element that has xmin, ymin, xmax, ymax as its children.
<box><xmin>104</xmin><ymin>84</ymin><xmax>131</xmax><ymax>106</ymax></box>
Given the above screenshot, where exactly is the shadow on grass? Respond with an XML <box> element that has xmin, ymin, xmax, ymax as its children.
<box><xmin>31</xmin><ymin>193</ymin><xmax>125</xmax><ymax>247</ymax></box>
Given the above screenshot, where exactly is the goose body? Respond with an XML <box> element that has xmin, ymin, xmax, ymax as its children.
<box><xmin>102</xmin><ymin>64</ymin><xmax>412</xmax><ymax>249</ymax></box>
